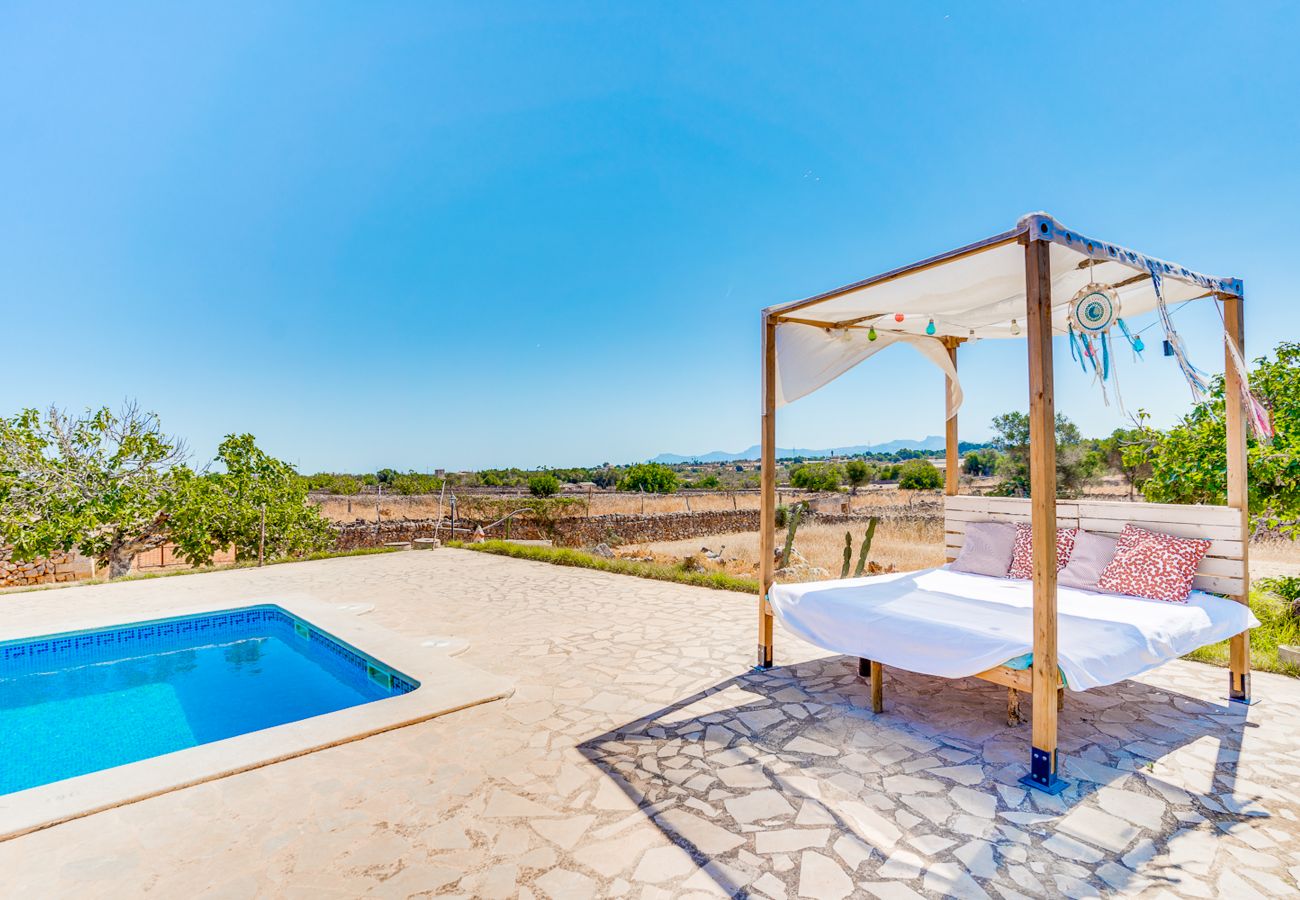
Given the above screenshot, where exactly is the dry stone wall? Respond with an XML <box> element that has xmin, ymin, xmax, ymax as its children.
<box><xmin>333</xmin><ymin>509</ymin><xmax>765</xmax><ymax>550</ymax></box>
<box><xmin>0</xmin><ymin>548</ymin><xmax>93</xmax><ymax>588</ymax></box>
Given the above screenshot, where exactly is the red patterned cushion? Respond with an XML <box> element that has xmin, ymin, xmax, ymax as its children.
<box><xmin>1096</xmin><ymin>524</ymin><xmax>1211</xmax><ymax>603</ymax></box>
<box><xmin>1007</xmin><ymin>523</ymin><xmax>1076</xmax><ymax>579</ymax></box>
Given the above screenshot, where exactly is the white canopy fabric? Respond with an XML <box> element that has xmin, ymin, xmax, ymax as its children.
<box><xmin>768</xmin><ymin>213</ymin><xmax>1242</xmax><ymax>410</ymax></box>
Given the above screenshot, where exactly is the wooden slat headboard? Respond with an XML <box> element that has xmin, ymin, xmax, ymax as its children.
<box><xmin>943</xmin><ymin>495</ymin><xmax>1245</xmax><ymax>597</ymax></box>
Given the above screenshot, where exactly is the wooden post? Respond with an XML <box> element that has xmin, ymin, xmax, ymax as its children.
<box><xmin>1223</xmin><ymin>293</ymin><xmax>1252</xmax><ymax>703</ymax></box>
<box><xmin>258</xmin><ymin>504</ymin><xmax>266</xmax><ymax>567</ymax></box>
<box><xmin>870</xmin><ymin>660</ymin><xmax>883</xmax><ymax>713</ymax></box>
<box><xmin>1021</xmin><ymin>235</ymin><xmax>1065</xmax><ymax>793</ymax></box>
<box><xmin>944</xmin><ymin>337</ymin><xmax>960</xmax><ymax>496</ymax></box>
<box><xmin>758</xmin><ymin>314</ymin><xmax>777</xmax><ymax>669</ymax></box>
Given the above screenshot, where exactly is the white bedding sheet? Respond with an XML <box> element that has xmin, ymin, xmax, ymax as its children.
<box><xmin>767</xmin><ymin>567</ymin><xmax>1259</xmax><ymax>691</ymax></box>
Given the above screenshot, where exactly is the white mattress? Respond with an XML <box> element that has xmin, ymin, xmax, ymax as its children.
<box><xmin>767</xmin><ymin>567</ymin><xmax>1259</xmax><ymax>691</ymax></box>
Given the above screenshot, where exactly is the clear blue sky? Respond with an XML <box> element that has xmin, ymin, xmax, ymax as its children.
<box><xmin>3</xmin><ymin>3</ymin><xmax>1297</xmax><ymax>472</ymax></box>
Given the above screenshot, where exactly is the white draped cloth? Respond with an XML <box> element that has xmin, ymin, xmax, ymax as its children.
<box><xmin>768</xmin><ymin>567</ymin><xmax>1259</xmax><ymax>691</ymax></box>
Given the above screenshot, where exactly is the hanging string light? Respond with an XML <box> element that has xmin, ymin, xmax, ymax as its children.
<box><xmin>894</xmin><ymin>313</ymin><xmax>905</xmax><ymax>323</ymax></box>
<box><xmin>1010</xmin><ymin>319</ymin><xmax>1021</xmax><ymax>336</ymax></box>
<box><xmin>867</xmin><ymin>325</ymin><xmax>877</xmax><ymax>342</ymax></box>
<box><xmin>925</xmin><ymin>319</ymin><xmax>936</xmax><ymax>336</ymax></box>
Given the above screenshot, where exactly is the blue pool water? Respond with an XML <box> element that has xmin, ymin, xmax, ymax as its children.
<box><xmin>0</xmin><ymin>605</ymin><xmax>417</xmax><ymax>795</ymax></box>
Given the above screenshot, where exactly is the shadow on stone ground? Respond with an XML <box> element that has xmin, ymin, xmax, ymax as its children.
<box><xmin>580</xmin><ymin>654</ymin><xmax>1295</xmax><ymax>898</ymax></box>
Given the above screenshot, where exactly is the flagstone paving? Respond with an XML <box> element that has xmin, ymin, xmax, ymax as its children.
<box><xmin>3</xmin><ymin>548</ymin><xmax>1300</xmax><ymax>898</ymax></box>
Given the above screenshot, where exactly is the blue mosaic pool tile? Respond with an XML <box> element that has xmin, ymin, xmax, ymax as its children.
<box><xmin>0</xmin><ymin>605</ymin><xmax>417</xmax><ymax>696</ymax></box>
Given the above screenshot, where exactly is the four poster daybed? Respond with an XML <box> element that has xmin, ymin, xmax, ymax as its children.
<box><xmin>756</xmin><ymin>213</ymin><xmax>1257</xmax><ymax>793</ymax></box>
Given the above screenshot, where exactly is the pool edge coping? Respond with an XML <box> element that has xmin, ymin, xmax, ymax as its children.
<box><xmin>0</xmin><ymin>593</ymin><xmax>513</xmax><ymax>842</ymax></box>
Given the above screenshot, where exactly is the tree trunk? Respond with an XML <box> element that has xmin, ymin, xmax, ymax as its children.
<box><xmin>107</xmin><ymin>543</ymin><xmax>135</xmax><ymax>579</ymax></box>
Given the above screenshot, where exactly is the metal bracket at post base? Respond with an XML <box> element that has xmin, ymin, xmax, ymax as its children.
<box><xmin>1019</xmin><ymin>747</ymin><xmax>1069</xmax><ymax>795</ymax></box>
<box><xmin>1227</xmin><ymin>672</ymin><xmax>1258</xmax><ymax>705</ymax></box>
<box><xmin>753</xmin><ymin>645</ymin><xmax>773</xmax><ymax>672</ymax></box>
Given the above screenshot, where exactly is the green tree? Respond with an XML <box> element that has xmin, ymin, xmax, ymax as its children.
<box><xmin>528</xmin><ymin>472</ymin><xmax>561</xmax><ymax>497</ymax></box>
<box><xmin>962</xmin><ymin>448</ymin><xmax>1000</xmax><ymax>478</ymax></box>
<box><xmin>897</xmin><ymin>458</ymin><xmax>943</xmax><ymax>490</ymax></box>
<box><xmin>1128</xmin><ymin>342</ymin><xmax>1300</xmax><ymax>536</ymax></box>
<box><xmin>991</xmin><ymin>411</ymin><xmax>1101</xmax><ymax>498</ymax></box>
<box><xmin>168</xmin><ymin>434</ymin><xmax>334</xmax><ymax>566</ymax></box>
<box><xmin>789</xmin><ymin>461</ymin><xmax>843</xmax><ymax>491</ymax></box>
<box><xmin>617</xmin><ymin>462</ymin><xmax>679</xmax><ymax>494</ymax></box>
<box><xmin>389</xmin><ymin>471</ymin><xmax>444</xmax><ymax>495</ymax></box>
<box><xmin>590</xmin><ymin>466</ymin><xmax>619</xmax><ymax>489</ymax></box>
<box><xmin>0</xmin><ymin>404</ymin><xmax>187</xmax><ymax>578</ymax></box>
<box><xmin>688</xmin><ymin>473</ymin><xmax>722</xmax><ymax>489</ymax></box>
<box><xmin>1096</xmin><ymin>427</ymin><xmax>1151</xmax><ymax>500</ymax></box>
<box><xmin>844</xmin><ymin>459</ymin><xmax>876</xmax><ymax>494</ymax></box>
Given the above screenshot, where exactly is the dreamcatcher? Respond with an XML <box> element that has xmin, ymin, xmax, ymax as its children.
<box><xmin>1066</xmin><ymin>276</ymin><xmax>1142</xmax><ymax>413</ymax></box>
<box><xmin>1066</xmin><ymin>261</ymin><xmax>1273</xmax><ymax>440</ymax></box>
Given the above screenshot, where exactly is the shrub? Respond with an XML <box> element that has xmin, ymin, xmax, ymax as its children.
<box><xmin>790</xmin><ymin>461</ymin><xmax>842</xmax><ymax>491</ymax></box>
<box><xmin>897</xmin><ymin>458</ymin><xmax>943</xmax><ymax>490</ymax></box>
<box><xmin>528</xmin><ymin>473</ymin><xmax>561</xmax><ymax>497</ymax></box>
<box><xmin>301</xmin><ymin>472</ymin><xmax>363</xmax><ymax>495</ymax></box>
<box><xmin>962</xmin><ymin>449</ymin><xmax>999</xmax><ymax>478</ymax></box>
<box><xmin>617</xmin><ymin>462</ymin><xmax>679</xmax><ymax>494</ymax></box>
<box><xmin>844</xmin><ymin>459</ymin><xmax>876</xmax><ymax>494</ymax></box>
<box><xmin>689</xmin><ymin>474</ymin><xmax>721</xmax><ymax>489</ymax></box>
<box><xmin>387</xmin><ymin>471</ymin><xmax>444</xmax><ymax>495</ymax></box>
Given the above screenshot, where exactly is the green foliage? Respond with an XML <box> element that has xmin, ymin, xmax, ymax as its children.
<box><xmin>168</xmin><ymin>434</ymin><xmax>334</xmax><ymax>566</ymax></box>
<box><xmin>855</xmin><ymin>517</ymin><xmax>878</xmax><ymax>578</ymax></box>
<box><xmin>617</xmin><ymin>462</ymin><xmax>679</xmax><ymax>494</ymax></box>
<box><xmin>687</xmin><ymin>474</ymin><xmax>722</xmax><ymax>490</ymax></box>
<box><xmin>376</xmin><ymin>468</ymin><xmax>399</xmax><ymax>485</ymax></box>
<box><xmin>0</xmin><ymin>404</ymin><xmax>185</xmax><ymax>577</ymax></box>
<box><xmin>528</xmin><ymin>472</ymin><xmax>561</xmax><ymax>497</ymax></box>
<box><xmin>789</xmin><ymin>461</ymin><xmax>842</xmax><ymax>491</ymax></box>
<box><xmin>387</xmin><ymin>471</ymin><xmax>444</xmax><ymax>495</ymax></box>
<box><xmin>962</xmin><ymin>448</ymin><xmax>999</xmax><ymax>478</ymax></box>
<box><xmin>990</xmin><ymin>411</ymin><xmax>1101</xmax><ymax>498</ymax></box>
<box><xmin>840</xmin><ymin>518</ymin><xmax>880</xmax><ymax>578</ymax></box>
<box><xmin>1126</xmin><ymin>342</ymin><xmax>1300</xmax><ymax>537</ymax></box>
<box><xmin>780</xmin><ymin>502</ymin><xmax>805</xmax><ymax>567</ymax></box>
<box><xmin>844</xmin><ymin>459</ymin><xmax>876</xmax><ymax>494</ymax></box>
<box><xmin>774</xmin><ymin>504</ymin><xmax>789</xmax><ymax>529</ymax></box>
<box><xmin>897</xmin><ymin>458</ymin><xmax>943</xmax><ymax>490</ymax></box>
<box><xmin>1184</xmin><ymin>583</ymin><xmax>1300</xmax><ymax>677</ymax></box>
<box><xmin>454</xmin><ymin>540</ymin><xmax>758</xmax><ymax>595</ymax></box>
<box><xmin>1258</xmin><ymin>575</ymin><xmax>1300</xmax><ymax>605</ymax></box>
<box><xmin>301</xmin><ymin>472</ymin><xmax>364</xmax><ymax>495</ymax></box>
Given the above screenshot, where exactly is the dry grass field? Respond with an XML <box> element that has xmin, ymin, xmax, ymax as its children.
<box><xmin>631</xmin><ymin>518</ymin><xmax>947</xmax><ymax>581</ymax></box>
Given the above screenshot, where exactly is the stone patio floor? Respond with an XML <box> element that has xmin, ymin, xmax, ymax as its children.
<box><xmin>3</xmin><ymin>548</ymin><xmax>1300</xmax><ymax>899</ymax></box>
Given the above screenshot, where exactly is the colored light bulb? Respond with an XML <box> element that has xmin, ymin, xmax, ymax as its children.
<box><xmin>894</xmin><ymin>313</ymin><xmax>905</xmax><ymax>323</ymax></box>
<box><xmin>867</xmin><ymin>326</ymin><xmax>877</xmax><ymax>341</ymax></box>
<box><xmin>1010</xmin><ymin>319</ymin><xmax>1021</xmax><ymax>336</ymax></box>
<box><xmin>1133</xmin><ymin>336</ymin><xmax>1144</xmax><ymax>352</ymax></box>
<box><xmin>925</xmin><ymin>319</ymin><xmax>936</xmax><ymax>336</ymax></box>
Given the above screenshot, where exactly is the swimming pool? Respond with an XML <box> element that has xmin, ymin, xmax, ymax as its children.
<box><xmin>0</xmin><ymin>605</ymin><xmax>418</xmax><ymax>795</ymax></box>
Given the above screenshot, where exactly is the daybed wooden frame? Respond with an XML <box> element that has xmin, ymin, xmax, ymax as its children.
<box><xmin>756</xmin><ymin>214</ymin><xmax>1253</xmax><ymax>793</ymax></box>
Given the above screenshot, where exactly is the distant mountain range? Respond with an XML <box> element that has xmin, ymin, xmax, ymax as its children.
<box><xmin>650</xmin><ymin>436</ymin><xmax>947</xmax><ymax>465</ymax></box>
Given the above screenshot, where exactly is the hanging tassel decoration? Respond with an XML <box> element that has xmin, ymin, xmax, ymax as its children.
<box><xmin>1223</xmin><ymin>330</ymin><xmax>1276</xmax><ymax>440</ymax></box>
<box><xmin>1152</xmin><ymin>270</ymin><xmax>1211</xmax><ymax>401</ymax></box>
<box><xmin>1069</xmin><ymin>323</ymin><xmax>1088</xmax><ymax>373</ymax></box>
<box><xmin>1116</xmin><ymin>317</ymin><xmax>1143</xmax><ymax>359</ymax></box>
